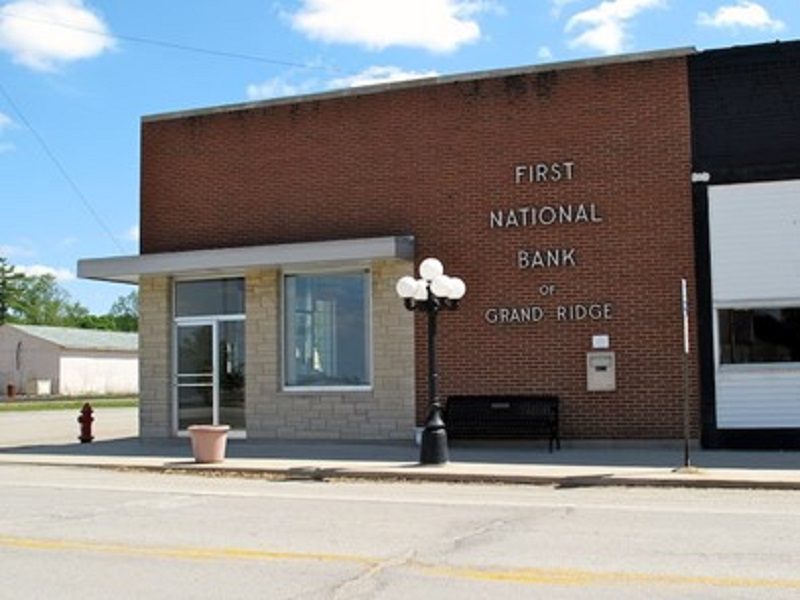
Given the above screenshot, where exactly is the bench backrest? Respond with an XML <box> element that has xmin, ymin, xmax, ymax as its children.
<box><xmin>446</xmin><ymin>395</ymin><xmax>558</xmax><ymax>420</ymax></box>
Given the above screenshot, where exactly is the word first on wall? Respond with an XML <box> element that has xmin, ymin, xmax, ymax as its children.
<box><xmin>514</xmin><ymin>161</ymin><xmax>575</xmax><ymax>184</ymax></box>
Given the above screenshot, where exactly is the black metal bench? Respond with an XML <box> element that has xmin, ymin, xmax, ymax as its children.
<box><xmin>445</xmin><ymin>395</ymin><xmax>561</xmax><ymax>452</ymax></box>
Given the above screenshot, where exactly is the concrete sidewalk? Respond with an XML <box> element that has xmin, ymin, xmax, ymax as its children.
<box><xmin>1</xmin><ymin>407</ymin><xmax>798</xmax><ymax>490</ymax></box>
<box><xmin>2</xmin><ymin>435</ymin><xmax>800</xmax><ymax>490</ymax></box>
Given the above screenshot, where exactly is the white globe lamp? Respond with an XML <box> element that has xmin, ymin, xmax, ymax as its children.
<box><xmin>395</xmin><ymin>276</ymin><xmax>418</xmax><ymax>299</ymax></box>
<box><xmin>431</xmin><ymin>275</ymin><xmax>453</xmax><ymax>298</ymax></box>
<box><xmin>413</xmin><ymin>279</ymin><xmax>429</xmax><ymax>301</ymax></box>
<box><xmin>419</xmin><ymin>258</ymin><xmax>444</xmax><ymax>281</ymax></box>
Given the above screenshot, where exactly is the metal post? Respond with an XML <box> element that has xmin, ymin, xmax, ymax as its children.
<box><xmin>683</xmin><ymin>348</ymin><xmax>690</xmax><ymax>468</ymax></box>
<box><xmin>420</xmin><ymin>298</ymin><xmax>448</xmax><ymax>465</ymax></box>
<box><xmin>681</xmin><ymin>278</ymin><xmax>691</xmax><ymax>469</ymax></box>
<box><xmin>427</xmin><ymin>299</ymin><xmax>437</xmax><ymax>409</ymax></box>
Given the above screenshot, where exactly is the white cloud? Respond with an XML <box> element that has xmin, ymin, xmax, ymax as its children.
<box><xmin>328</xmin><ymin>66</ymin><xmax>438</xmax><ymax>89</ymax></box>
<box><xmin>18</xmin><ymin>264</ymin><xmax>75</xmax><ymax>281</ymax></box>
<box><xmin>288</xmin><ymin>0</ymin><xmax>492</xmax><ymax>53</ymax></box>
<box><xmin>246</xmin><ymin>76</ymin><xmax>314</xmax><ymax>100</ymax></box>
<box><xmin>698</xmin><ymin>1</ymin><xmax>784</xmax><ymax>32</ymax></box>
<box><xmin>551</xmin><ymin>0</ymin><xmax>581</xmax><ymax>18</ymax></box>
<box><xmin>246</xmin><ymin>65</ymin><xmax>438</xmax><ymax>100</ymax></box>
<box><xmin>0</xmin><ymin>243</ymin><xmax>35</xmax><ymax>258</ymax></box>
<box><xmin>124</xmin><ymin>224</ymin><xmax>140</xmax><ymax>242</ymax></box>
<box><xmin>0</xmin><ymin>112</ymin><xmax>14</xmax><ymax>153</ymax></box>
<box><xmin>565</xmin><ymin>0</ymin><xmax>666</xmax><ymax>55</ymax></box>
<box><xmin>537</xmin><ymin>46</ymin><xmax>554</xmax><ymax>60</ymax></box>
<box><xmin>0</xmin><ymin>0</ymin><xmax>115</xmax><ymax>71</ymax></box>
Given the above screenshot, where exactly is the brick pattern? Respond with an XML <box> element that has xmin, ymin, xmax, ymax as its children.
<box><xmin>245</xmin><ymin>261</ymin><xmax>414</xmax><ymax>439</ymax></box>
<box><xmin>138</xmin><ymin>276</ymin><xmax>172</xmax><ymax>438</ymax></box>
<box><xmin>141</xmin><ymin>56</ymin><xmax>697</xmax><ymax>439</ymax></box>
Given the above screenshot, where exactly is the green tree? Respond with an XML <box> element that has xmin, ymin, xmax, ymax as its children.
<box><xmin>72</xmin><ymin>313</ymin><xmax>116</xmax><ymax>330</ymax></box>
<box><xmin>0</xmin><ymin>257</ymin><xmax>24</xmax><ymax>325</ymax></box>
<box><xmin>11</xmin><ymin>274</ymin><xmax>88</xmax><ymax>326</ymax></box>
<box><xmin>1</xmin><ymin>259</ymin><xmax>138</xmax><ymax>331</ymax></box>
<box><xmin>108</xmin><ymin>290</ymin><xmax>138</xmax><ymax>332</ymax></box>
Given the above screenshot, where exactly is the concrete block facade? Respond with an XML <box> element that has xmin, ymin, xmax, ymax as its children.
<box><xmin>140</xmin><ymin>262</ymin><xmax>414</xmax><ymax>439</ymax></box>
<box><xmin>138</xmin><ymin>276</ymin><xmax>172</xmax><ymax>438</ymax></box>
<box><xmin>245</xmin><ymin>260</ymin><xmax>414</xmax><ymax>440</ymax></box>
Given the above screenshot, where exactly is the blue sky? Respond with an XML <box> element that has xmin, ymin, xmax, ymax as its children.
<box><xmin>0</xmin><ymin>0</ymin><xmax>794</xmax><ymax>313</ymax></box>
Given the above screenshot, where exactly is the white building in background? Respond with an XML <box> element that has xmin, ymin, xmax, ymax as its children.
<box><xmin>0</xmin><ymin>324</ymin><xmax>138</xmax><ymax>397</ymax></box>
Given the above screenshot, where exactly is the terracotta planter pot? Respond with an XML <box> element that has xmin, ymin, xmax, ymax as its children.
<box><xmin>187</xmin><ymin>425</ymin><xmax>230</xmax><ymax>463</ymax></box>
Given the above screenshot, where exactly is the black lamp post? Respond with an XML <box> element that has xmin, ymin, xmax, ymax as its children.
<box><xmin>396</xmin><ymin>258</ymin><xmax>466</xmax><ymax>465</ymax></box>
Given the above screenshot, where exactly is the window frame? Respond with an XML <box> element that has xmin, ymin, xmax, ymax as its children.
<box><xmin>714</xmin><ymin>302</ymin><xmax>800</xmax><ymax>372</ymax></box>
<box><xmin>171</xmin><ymin>276</ymin><xmax>247</xmax><ymax>437</ymax></box>
<box><xmin>281</xmin><ymin>265</ymin><xmax>373</xmax><ymax>393</ymax></box>
<box><xmin>173</xmin><ymin>275</ymin><xmax>246</xmax><ymax>318</ymax></box>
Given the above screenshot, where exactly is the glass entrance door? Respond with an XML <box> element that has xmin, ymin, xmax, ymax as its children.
<box><xmin>176</xmin><ymin>323</ymin><xmax>213</xmax><ymax>430</ymax></box>
<box><xmin>218</xmin><ymin>320</ymin><xmax>245</xmax><ymax>430</ymax></box>
<box><xmin>175</xmin><ymin>320</ymin><xmax>245</xmax><ymax>433</ymax></box>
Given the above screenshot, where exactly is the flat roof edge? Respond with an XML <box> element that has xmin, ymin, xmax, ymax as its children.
<box><xmin>78</xmin><ymin>235</ymin><xmax>416</xmax><ymax>283</ymax></box>
<box><xmin>143</xmin><ymin>47</ymin><xmax>696</xmax><ymax>124</ymax></box>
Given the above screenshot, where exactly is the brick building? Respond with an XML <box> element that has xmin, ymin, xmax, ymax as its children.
<box><xmin>79</xmin><ymin>41</ymin><xmax>800</xmax><ymax>448</ymax></box>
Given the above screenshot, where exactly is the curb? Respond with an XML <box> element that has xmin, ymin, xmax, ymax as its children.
<box><xmin>3</xmin><ymin>459</ymin><xmax>800</xmax><ymax>491</ymax></box>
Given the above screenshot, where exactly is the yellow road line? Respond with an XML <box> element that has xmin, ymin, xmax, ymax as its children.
<box><xmin>420</xmin><ymin>564</ymin><xmax>800</xmax><ymax>589</ymax></box>
<box><xmin>2</xmin><ymin>535</ymin><xmax>800</xmax><ymax>590</ymax></box>
<box><xmin>0</xmin><ymin>535</ymin><xmax>375</xmax><ymax>566</ymax></box>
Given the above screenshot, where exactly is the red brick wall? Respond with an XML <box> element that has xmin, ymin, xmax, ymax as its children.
<box><xmin>141</xmin><ymin>56</ymin><xmax>697</xmax><ymax>439</ymax></box>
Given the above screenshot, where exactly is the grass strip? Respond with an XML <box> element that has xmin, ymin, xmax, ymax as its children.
<box><xmin>0</xmin><ymin>398</ymin><xmax>138</xmax><ymax>412</ymax></box>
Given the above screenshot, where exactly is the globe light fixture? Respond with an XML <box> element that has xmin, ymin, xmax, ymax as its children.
<box><xmin>430</xmin><ymin>275</ymin><xmax>452</xmax><ymax>298</ymax></box>
<box><xmin>395</xmin><ymin>276</ymin><xmax>418</xmax><ymax>299</ymax></box>
<box><xmin>419</xmin><ymin>257</ymin><xmax>444</xmax><ymax>281</ymax></box>
<box><xmin>396</xmin><ymin>257</ymin><xmax>466</xmax><ymax>465</ymax></box>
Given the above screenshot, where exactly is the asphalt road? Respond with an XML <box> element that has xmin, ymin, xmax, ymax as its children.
<box><xmin>0</xmin><ymin>464</ymin><xmax>798</xmax><ymax>599</ymax></box>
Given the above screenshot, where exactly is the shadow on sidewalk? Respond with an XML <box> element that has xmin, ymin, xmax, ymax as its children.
<box><xmin>0</xmin><ymin>437</ymin><xmax>798</xmax><ymax>470</ymax></box>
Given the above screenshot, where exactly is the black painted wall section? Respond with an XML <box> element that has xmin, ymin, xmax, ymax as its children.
<box><xmin>689</xmin><ymin>41</ymin><xmax>800</xmax><ymax>449</ymax></box>
<box><xmin>691</xmin><ymin>40</ymin><xmax>800</xmax><ymax>182</ymax></box>
<box><xmin>691</xmin><ymin>183</ymin><xmax>717</xmax><ymax>448</ymax></box>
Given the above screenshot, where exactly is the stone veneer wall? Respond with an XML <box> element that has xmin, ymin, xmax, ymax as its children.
<box><xmin>138</xmin><ymin>275</ymin><xmax>172</xmax><ymax>438</ymax></box>
<box><xmin>245</xmin><ymin>259</ymin><xmax>415</xmax><ymax>440</ymax></box>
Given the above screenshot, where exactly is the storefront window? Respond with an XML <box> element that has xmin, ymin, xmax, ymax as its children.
<box><xmin>719</xmin><ymin>308</ymin><xmax>800</xmax><ymax>364</ymax></box>
<box><xmin>284</xmin><ymin>271</ymin><xmax>370</xmax><ymax>388</ymax></box>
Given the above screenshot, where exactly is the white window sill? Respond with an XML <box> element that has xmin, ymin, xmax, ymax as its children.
<box><xmin>280</xmin><ymin>385</ymin><xmax>374</xmax><ymax>394</ymax></box>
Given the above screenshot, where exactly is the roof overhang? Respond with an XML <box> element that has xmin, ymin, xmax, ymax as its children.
<box><xmin>78</xmin><ymin>236</ymin><xmax>415</xmax><ymax>284</ymax></box>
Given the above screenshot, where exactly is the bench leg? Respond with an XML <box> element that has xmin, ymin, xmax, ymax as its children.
<box><xmin>550</xmin><ymin>426</ymin><xmax>560</xmax><ymax>452</ymax></box>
